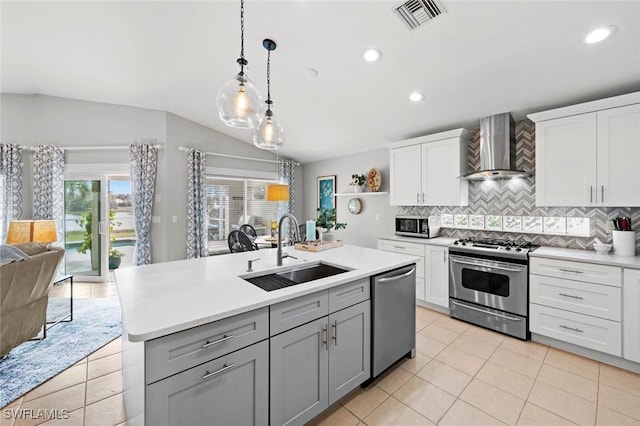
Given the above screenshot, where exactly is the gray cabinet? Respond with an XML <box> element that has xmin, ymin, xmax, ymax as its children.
<box><xmin>270</xmin><ymin>300</ymin><xmax>370</xmax><ymax>426</ymax></box>
<box><xmin>146</xmin><ymin>340</ymin><xmax>269</xmax><ymax>426</ymax></box>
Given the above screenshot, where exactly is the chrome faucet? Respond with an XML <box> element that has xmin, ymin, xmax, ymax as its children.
<box><xmin>277</xmin><ymin>213</ymin><xmax>301</xmax><ymax>266</ymax></box>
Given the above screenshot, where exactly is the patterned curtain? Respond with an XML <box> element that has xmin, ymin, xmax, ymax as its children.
<box><xmin>129</xmin><ymin>141</ymin><xmax>158</xmax><ymax>266</ymax></box>
<box><xmin>0</xmin><ymin>144</ymin><xmax>24</xmax><ymax>242</ymax></box>
<box><xmin>33</xmin><ymin>145</ymin><xmax>65</xmax><ymax>245</ymax></box>
<box><xmin>186</xmin><ymin>148</ymin><xmax>207</xmax><ymax>258</ymax></box>
<box><xmin>277</xmin><ymin>159</ymin><xmax>296</xmax><ymax>240</ymax></box>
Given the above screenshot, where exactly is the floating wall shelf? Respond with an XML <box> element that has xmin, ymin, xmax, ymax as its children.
<box><xmin>334</xmin><ymin>192</ymin><xmax>389</xmax><ymax>196</ymax></box>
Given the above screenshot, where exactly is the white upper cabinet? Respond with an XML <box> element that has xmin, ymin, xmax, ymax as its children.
<box><xmin>388</xmin><ymin>129</ymin><xmax>469</xmax><ymax>206</ymax></box>
<box><xmin>529</xmin><ymin>92</ymin><xmax>640</xmax><ymax>207</ymax></box>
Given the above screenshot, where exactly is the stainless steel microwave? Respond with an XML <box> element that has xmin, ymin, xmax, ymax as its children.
<box><xmin>395</xmin><ymin>216</ymin><xmax>433</xmax><ymax>238</ymax></box>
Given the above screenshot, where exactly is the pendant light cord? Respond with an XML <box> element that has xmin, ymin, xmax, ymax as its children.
<box><xmin>266</xmin><ymin>49</ymin><xmax>272</xmax><ymax>113</ymax></box>
<box><xmin>237</xmin><ymin>0</ymin><xmax>247</xmax><ymax>74</ymax></box>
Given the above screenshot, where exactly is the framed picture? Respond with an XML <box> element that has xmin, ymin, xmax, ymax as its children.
<box><xmin>317</xmin><ymin>175</ymin><xmax>336</xmax><ymax>212</ymax></box>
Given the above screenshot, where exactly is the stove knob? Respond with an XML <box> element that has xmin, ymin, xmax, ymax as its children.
<box><xmin>453</xmin><ymin>241</ymin><xmax>458</xmax><ymax>245</ymax></box>
<box><xmin>461</xmin><ymin>242</ymin><xmax>466</xmax><ymax>246</ymax></box>
<box><xmin>515</xmin><ymin>247</ymin><xmax>522</xmax><ymax>252</ymax></box>
<box><xmin>505</xmin><ymin>246</ymin><xmax>511</xmax><ymax>251</ymax></box>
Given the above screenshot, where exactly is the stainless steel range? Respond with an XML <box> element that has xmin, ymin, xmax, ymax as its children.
<box><xmin>449</xmin><ymin>237</ymin><xmax>537</xmax><ymax>340</ymax></box>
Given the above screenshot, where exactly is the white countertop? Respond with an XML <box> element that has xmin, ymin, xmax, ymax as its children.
<box><xmin>115</xmin><ymin>245</ymin><xmax>419</xmax><ymax>342</ymax></box>
<box><xmin>531</xmin><ymin>246</ymin><xmax>640</xmax><ymax>269</ymax></box>
<box><xmin>378</xmin><ymin>235</ymin><xmax>456</xmax><ymax>247</ymax></box>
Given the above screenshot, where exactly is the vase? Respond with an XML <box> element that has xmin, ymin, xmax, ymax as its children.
<box><xmin>109</xmin><ymin>256</ymin><xmax>122</xmax><ymax>270</ymax></box>
<box><xmin>352</xmin><ymin>185</ymin><xmax>363</xmax><ymax>193</ymax></box>
<box><xmin>323</xmin><ymin>232</ymin><xmax>337</xmax><ymax>242</ymax></box>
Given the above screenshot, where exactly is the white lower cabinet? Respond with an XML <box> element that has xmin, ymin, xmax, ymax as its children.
<box><xmin>377</xmin><ymin>239</ymin><xmax>425</xmax><ymax>301</ymax></box>
<box><xmin>623</xmin><ymin>269</ymin><xmax>640</xmax><ymax>362</ymax></box>
<box><xmin>424</xmin><ymin>245</ymin><xmax>449</xmax><ymax>308</ymax></box>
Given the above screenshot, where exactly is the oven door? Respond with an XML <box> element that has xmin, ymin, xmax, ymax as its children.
<box><xmin>449</xmin><ymin>254</ymin><xmax>527</xmax><ymax>316</ymax></box>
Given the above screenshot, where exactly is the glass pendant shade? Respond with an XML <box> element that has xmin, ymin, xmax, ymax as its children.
<box><xmin>217</xmin><ymin>72</ymin><xmax>263</xmax><ymax>129</ymax></box>
<box><xmin>252</xmin><ymin>113</ymin><xmax>285</xmax><ymax>149</ymax></box>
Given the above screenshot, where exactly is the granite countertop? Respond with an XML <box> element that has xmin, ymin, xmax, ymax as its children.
<box><xmin>115</xmin><ymin>245</ymin><xmax>419</xmax><ymax>343</ymax></box>
<box><xmin>531</xmin><ymin>246</ymin><xmax>640</xmax><ymax>269</ymax></box>
<box><xmin>378</xmin><ymin>235</ymin><xmax>456</xmax><ymax>247</ymax></box>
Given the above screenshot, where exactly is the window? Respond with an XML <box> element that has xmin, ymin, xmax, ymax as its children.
<box><xmin>205</xmin><ymin>177</ymin><xmax>279</xmax><ymax>250</ymax></box>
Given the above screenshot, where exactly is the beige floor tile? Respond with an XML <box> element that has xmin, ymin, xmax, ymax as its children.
<box><xmin>500</xmin><ymin>338</ymin><xmax>548</xmax><ymax>361</ymax></box>
<box><xmin>394</xmin><ymin>376</ymin><xmax>455</xmax><ymax>423</ymax></box>
<box><xmin>489</xmin><ymin>348</ymin><xmax>542</xmax><ymax>378</ymax></box>
<box><xmin>415</xmin><ymin>334</ymin><xmax>447</xmax><ymax>358</ymax></box>
<box><xmin>343</xmin><ymin>386</ymin><xmax>389</xmax><ymax>419</ymax></box>
<box><xmin>460</xmin><ymin>378</ymin><xmax>525</xmax><ymax>426</ymax></box>
<box><xmin>598</xmin><ymin>383</ymin><xmax>640</xmax><ymax>421</ymax></box>
<box><xmin>419</xmin><ymin>324</ymin><xmax>461</xmax><ymax>345</ymax></box>
<box><xmin>73</xmin><ymin>357</ymin><xmax>87</xmax><ymax>366</ymax></box>
<box><xmin>537</xmin><ymin>363</ymin><xmax>598</xmax><ymax>402</ymax></box>
<box><xmin>462</xmin><ymin>325</ymin><xmax>506</xmax><ymax>347</ymax></box>
<box><xmin>363</xmin><ymin>397</ymin><xmax>434</xmax><ymax>426</ymax></box>
<box><xmin>83</xmin><ymin>393</ymin><xmax>126</xmax><ymax>426</ymax></box>
<box><xmin>37</xmin><ymin>408</ymin><xmax>84</xmax><ymax>426</ymax></box>
<box><xmin>17</xmin><ymin>383</ymin><xmax>86</xmax><ymax>426</ymax></box>
<box><xmin>433</xmin><ymin>315</ymin><xmax>470</xmax><ymax>333</ymax></box>
<box><xmin>439</xmin><ymin>400</ymin><xmax>508</xmax><ymax>426</ymax></box>
<box><xmin>87</xmin><ymin>353</ymin><xmax>121</xmax><ymax>381</ymax></box>
<box><xmin>416</xmin><ymin>307</ymin><xmax>443</xmax><ymax>324</ymax></box>
<box><xmin>416</xmin><ymin>359</ymin><xmax>472</xmax><ymax>397</ymax></box>
<box><xmin>399</xmin><ymin>352</ymin><xmax>431</xmax><ymax>375</ymax></box>
<box><xmin>23</xmin><ymin>363</ymin><xmax>87</xmax><ymax>402</ymax></box>
<box><xmin>528</xmin><ymin>381</ymin><xmax>596</xmax><ymax>426</ymax></box>
<box><xmin>597</xmin><ymin>406</ymin><xmax>640</xmax><ymax>426</ymax></box>
<box><xmin>88</xmin><ymin>337</ymin><xmax>122</xmax><ymax>361</ymax></box>
<box><xmin>450</xmin><ymin>333</ymin><xmax>499</xmax><ymax>360</ymax></box>
<box><xmin>517</xmin><ymin>403</ymin><xmax>577</xmax><ymax>426</ymax></box>
<box><xmin>476</xmin><ymin>362</ymin><xmax>534</xmax><ymax>400</ymax></box>
<box><xmin>435</xmin><ymin>346</ymin><xmax>486</xmax><ymax>377</ymax></box>
<box><xmin>599</xmin><ymin>364</ymin><xmax>640</xmax><ymax>397</ymax></box>
<box><xmin>309</xmin><ymin>405</ymin><xmax>359</xmax><ymax>426</ymax></box>
<box><xmin>85</xmin><ymin>371</ymin><xmax>123</xmax><ymax>405</ymax></box>
<box><xmin>415</xmin><ymin>318</ymin><xmax>430</xmax><ymax>332</ymax></box>
<box><xmin>544</xmin><ymin>347</ymin><xmax>599</xmax><ymax>381</ymax></box>
<box><xmin>375</xmin><ymin>367</ymin><xmax>413</xmax><ymax>395</ymax></box>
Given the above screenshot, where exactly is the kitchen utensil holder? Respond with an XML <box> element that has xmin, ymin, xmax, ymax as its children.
<box><xmin>613</xmin><ymin>230</ymin><xmax>636</xmax><ymax>256</ymax></box>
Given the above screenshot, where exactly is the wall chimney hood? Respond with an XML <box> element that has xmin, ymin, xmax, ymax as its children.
<box><xmin>462</xmin><ymin>113</ymin><xmax>532</xmax><ymax>180</ymax></box>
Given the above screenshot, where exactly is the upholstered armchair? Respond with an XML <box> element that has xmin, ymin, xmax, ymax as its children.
<box><xmin>1</xmin><ymin>243</ymin><xmax>64</xmax><ymax>357</ymax></box>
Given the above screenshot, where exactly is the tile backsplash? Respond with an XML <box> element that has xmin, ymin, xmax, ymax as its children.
<box><xmin>398</xmin><ymin>120</ymin><xmax>640</xmax><ymax>252</ymax></box>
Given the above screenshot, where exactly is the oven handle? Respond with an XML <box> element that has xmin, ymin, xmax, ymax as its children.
<box><xmin>451</xmin><ymin>300</ymin><xmax>523</xmax><ymax>321</ymax></box>
<box><xmin>450</xmin><ymin>257</ymin><xmax>524</xmax><ymax>272</ymax></box>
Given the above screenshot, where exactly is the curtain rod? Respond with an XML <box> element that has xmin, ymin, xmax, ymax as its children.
<box><xmin>18</xmin><ymin>144</ymin><xmax>162</xmax><ymax>151</ymax></box>
<box><xmin>178</xmin><ymin>146</ymin><xmax>300</xmax><ymax>166</ymax></box>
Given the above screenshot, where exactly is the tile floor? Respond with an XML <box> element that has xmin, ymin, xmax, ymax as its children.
<box><xmin>3</xmin><ymin>283</ymin><xmax>640</xmax><ymax>426</ymax></box>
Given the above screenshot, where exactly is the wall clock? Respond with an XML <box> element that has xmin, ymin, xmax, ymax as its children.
<box><xmin>348</xmin><ymin>198</ymin><xmax>362</xmax><ymax>215</ymax></box>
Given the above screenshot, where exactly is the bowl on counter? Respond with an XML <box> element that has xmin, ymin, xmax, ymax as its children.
<box><xmin>593</xmin><ymin>243</ymin><xmax>612</xmax><ymax>254</ymax></box>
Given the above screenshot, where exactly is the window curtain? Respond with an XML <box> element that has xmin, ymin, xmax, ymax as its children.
<box><xmin>185</xmin><ymin>148</ymin><xmax>207</xmax><ymax>258</ymax></box>
<box><xmin>33</xmin><ymin>145</ymin><xmax>65</xmax><ymax>245</ymax></box>
<box><xmin>129</xmin><ymin>140</ymin><xmax>158</xmax><ymax>266</ymax></box>
<box><xmin>277</xmin><ymin>159</ymin><xmax>296</xmax><ymax>240</ymax></box>
<box><xmin>0</xmin><ymin>143</ymin><xmax>24</xmax><ymax>242</ymax></box>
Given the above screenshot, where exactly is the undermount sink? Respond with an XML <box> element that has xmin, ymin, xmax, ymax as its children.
<box><xmin>243</xmin><ymin>262</ymin><xmax>350</xmax><ymax>292</ymax></box>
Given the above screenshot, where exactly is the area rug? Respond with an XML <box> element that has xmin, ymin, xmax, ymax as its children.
<box><xmin>0</xmin><ymin>296</ymin><xmax>122</xmax><ymax>408</ymax></box>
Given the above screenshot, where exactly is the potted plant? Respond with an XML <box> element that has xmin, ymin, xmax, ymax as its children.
<box><xmin>350</xmin><ymin>173</ymin><xmax>366</xmax><ymax>193</ymax></box>
<box><xmin>316</xmin><ymin>208</ymin><xmax>347</xmax><ymax>241</ymax></box>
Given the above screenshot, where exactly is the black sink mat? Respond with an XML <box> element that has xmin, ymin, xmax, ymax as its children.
<box><xmin>245</xmin><ymin>274</ymin><xmax>299</xmax><ymax>292</ymax></box>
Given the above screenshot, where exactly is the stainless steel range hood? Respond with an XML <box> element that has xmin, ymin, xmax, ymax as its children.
<box><xmin>462</xmin><ymin>113</ymin><xmax>532</xmax><ymax>180</ymax></box>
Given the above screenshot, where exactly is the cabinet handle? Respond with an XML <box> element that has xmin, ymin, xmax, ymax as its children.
<box><xmin>332</xmin><ymin>320</ymin><xmax>338</xmax><ymax>345</ymax></box>
<box><xmin>601</xmin><ymin>185</ymin><xmax>604</xmax><ymax>203</ymax></box>
<box><xmin>443</xmin><ymin>250</ymin><xmax>446</xmax><ymax>262</ymax></box>
<box><xmin>323</xmin><ymin>324</ymin><xmax>328</xmax><ymax>351</ymax></box>
<box><xmin>393</xmin><ymin>245</ymin><xmax>405</xmax><ymax>249</ymax></box>
<box><xmin>590</xmin><ymin>186</ymin><xmax>593</xmax><ymax>203</ymax></box>
<box><xmin>559</xmin><ymin>325</ymin><xmax>584</xmax><ymax>333</ymax></box>
<box><xmin>417</xmin><ymin>192</ymin><xmax>420</xmax><ymax>204</ymax></box>
<box><xmin>202</xmin><ymin>334</ymin><xmax>235</xmax><ymax>349</ymax></box>
<box><xmin>558</xmin><ymin>293</ymin><xmax>584</xmax><ymax>300</ymax></box>
<box><xmin>201</xmin><ymin>363</ymin><xmax>235</xmax><ymax>380</ymax></box>
<box><xmin>421</xmin><ymin>192</ymin><xmax>425</xmax><ymax>203</ymax></box>
<box><xmin>558</xmin><ymin>268</ymin><xmax>583</xmax><ymax>274</ymax></box>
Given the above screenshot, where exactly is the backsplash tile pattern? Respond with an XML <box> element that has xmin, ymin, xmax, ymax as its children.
<box><xmin>398</xmin><ymin>120</ymin><xmax>640</xmax><ymax>252</ymax></box>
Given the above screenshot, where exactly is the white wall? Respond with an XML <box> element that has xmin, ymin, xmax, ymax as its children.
<box><xmin>301</xmin><ymin>148</ymin><xmax>394</xmax><ymax>249</ymax></box>
<box><xmin>1</xmin><ymin>93</ymin><xmax>303</xmax><ymax>263</ymax></box>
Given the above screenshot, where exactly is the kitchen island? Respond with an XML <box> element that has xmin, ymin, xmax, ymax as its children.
<box><xmin>116</xmin><ymin>244</ymin><xmax>419</xmax><ymax>426</ymax></box>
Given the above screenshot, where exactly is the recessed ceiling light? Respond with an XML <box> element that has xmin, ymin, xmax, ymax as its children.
<box><xmin>582</xmin><ymin>25</ymin><xmax>616</xmax><ymax>44</ymax></box>
<box><xmin>409</xmin><ymin>92</ymin><xmax>425</xmax><ymax>102</ymax></box>
<box><xmin>363</xmin><ymin>48</ymin><xmax>382</xmax><ymax>62</ymax></box>
<box><xmin>305</xmin><ymin>68</ymin><xmax>318</xmax><ymax>78</ymax></box>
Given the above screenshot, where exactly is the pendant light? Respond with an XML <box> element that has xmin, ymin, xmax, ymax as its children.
<box><xmin>252</xmin><ymin>39</ymin><xmax>285</xmax><ymax>149</ymax></box>
<box><xmin>266</xmin><ymin>152</ymin><xmax>289</xmax><ymax>202</ymax></box>
<box><xmin>216</xmin><ymin>0</ymin><xmax>263</xmax><ymax>129</ymax></box>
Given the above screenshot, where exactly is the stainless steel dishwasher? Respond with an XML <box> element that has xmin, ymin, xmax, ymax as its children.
<box><xmin>371</xmin><ymin>264</ymin><xmax>416</xmax><ymax>378</ymax></box>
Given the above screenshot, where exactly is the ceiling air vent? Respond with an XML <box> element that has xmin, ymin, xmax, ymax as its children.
<box><xmin>395</xmin><ymin>0</ymin><xmax>446</xmax><ymax>30</ymax></box>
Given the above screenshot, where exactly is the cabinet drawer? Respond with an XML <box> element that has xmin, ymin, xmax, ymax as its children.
<box><xmin>530</xmin><ymin>304</ymin><xmax>621</xmax><ymax>356</ymax></box>
<box><xmin>270</xmin><ymin>290</ymin><xmax>329</xmax><ymax>336</ymax></box>
<box><xmin>530</xmin><ymin>275</ymin><xmax>621</xmax><ymax>321</ymax></box>
<box><xmin>329</xmin><ymin>279</ymin><xmax>370</xmax><ymax>313</ymax></box>
<box><xmin>377</xmin><ymin>240</ymin><xmax>424</xmax><ymax>278</ymax></box>
<box><xmin>530</xmin><ymin>257</ymin><xmax>621</xmax><ymax>287</ymax></box>
<box><xmin>145</xmin><ymin>307</ymin><xmax>269</xmax><ymax>384</ymax></box>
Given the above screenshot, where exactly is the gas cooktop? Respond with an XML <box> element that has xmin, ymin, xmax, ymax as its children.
<box><xmin>450</xmin><ymin>237</ymin><xmax>537</xmax><ymax>259</ymax></box>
